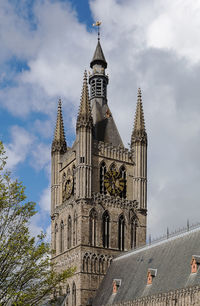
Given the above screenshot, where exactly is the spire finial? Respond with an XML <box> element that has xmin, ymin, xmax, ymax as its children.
<box><xmin>131</xmin><ymin>88</ymin><xmax>147</xmax><ymax>145</ymax></box>
<box><xmin>76</xmin><ymin>71</ymin><xmax>93</xmax><ymax>129</ymax></box>
<box><xmin>93</xmin><ymin>21</ymin><xmax>102</xmax><ymax>41</ymax></box>
<box><xmin>52</xmin><ymin>99</ymin><xmax>67</xmax><ymax>153</ymax></box>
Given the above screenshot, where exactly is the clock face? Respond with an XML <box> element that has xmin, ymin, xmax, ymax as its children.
<box><xmin>63</xmin><ymin>175</ymin><xmax>73</xmax><ymax>200</ymax></box>
<box><xmin>104</xmin><ymin>169</ymin><xmax>125</xmax><ymax>196</ymax></box>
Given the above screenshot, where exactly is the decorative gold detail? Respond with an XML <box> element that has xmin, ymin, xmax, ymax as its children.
<box><xmin>104</xmin><ymin>169</ymin><xmax>125</xmax><ymax>196</ymax></box>
<box><xmin>63</xmin><ymin>175</ymin><xmax>73</xmax><ymax>200</ymax></box>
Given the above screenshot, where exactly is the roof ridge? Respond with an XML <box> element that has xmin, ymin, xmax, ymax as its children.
<box><xmin>114</xmin><ymin>222</ymin><xmax>200</xmax><ymax>261</ymax></box>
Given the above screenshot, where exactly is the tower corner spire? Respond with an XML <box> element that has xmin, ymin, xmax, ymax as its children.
<box><xmin>51</xmin><ymin>99</ymin><xmax>67</xmax><ymax>154</ymax></box>
<box><xmin>131</xmin><ymin>88</ymin><xmax>147</xmax><ymax>146</ymax></box>
<box><xmin>76</xmin><ymin>70</ymin><xmax>93</xmax><ymax>130</ymax></box>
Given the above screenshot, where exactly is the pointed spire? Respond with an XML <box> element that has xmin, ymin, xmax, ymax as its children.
<box><xmin>131</xmin><ymin>88</ymin><xmax>147</xmax><ymax>145</ymax></box>
<box><xmin>76</xmin><ymin>71</ymin><xmax>93</xmax><ymax>129</ymax></box>
<box><xmin>52</xmin><ymin>99</ymin><xmax>67</xmax><ymax>153</ymax></box>
<box><xmin>90</xmin><ymin>40</ymin><xmax>107</xmax><ymax>69</ymax></box>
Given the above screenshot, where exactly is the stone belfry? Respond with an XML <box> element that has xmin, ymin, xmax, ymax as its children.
<box><xmin>51</xmin><ymin>38</ymin><xmax>147</xmax><ymax>306</ymax></box>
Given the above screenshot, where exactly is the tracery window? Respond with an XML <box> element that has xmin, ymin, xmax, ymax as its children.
<box><xmin>60</xmin><ymin>220</ymin><xmax>64</xmax><ymax>252</ymax></box>
<box><xmin>102</xmin><ymin>211</ymin><xmax>110</xmax><ymax>248</ymax></box>
<box><xmin>89</xmin><ymin>209</ymin><xmax>97</xmax><ymax>246</ymax></box>
<box><xmin>120</xmin><ymin>166</ymin><xmax>126</xmax><ymax>199</ymax></box>
<box><xmin>100</xmin><ymin>162</ymin><xmax>106</xmax><ymax>194</ymax></box>
<box><xmin>73</xmin><ymin>211</ymin><xmax>77</xmax><ymax>246</ymax></box>
<box><xmin>131</xmin><ymin>217</ymin><xmax>137</xmax><ymax>249</ymax></box>
<box><xmin>72</xmin><ymin>282</ymin><xmax>76</xmax><ymax>306</ymax></box>
<box><xmin>118</xmin><ymin>215</ymin><xmax>125</xmax><ymax>251</ymax></box>
<box><xmin>67</xmin><ymin>215</ymin><xmax>72</xmax><ymax>249</ymax></box>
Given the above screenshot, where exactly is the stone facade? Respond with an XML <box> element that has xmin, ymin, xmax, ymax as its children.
<box><xmin>51</xmin><ymin>40</ymin><xmax>147</xmax><ymax>305</ymax></box>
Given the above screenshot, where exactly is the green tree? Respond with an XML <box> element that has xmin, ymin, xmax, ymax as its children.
<box><xmin>0</xmin><ymin>141</ymin><xmax>74</xmax><ymax>305</ymax></box>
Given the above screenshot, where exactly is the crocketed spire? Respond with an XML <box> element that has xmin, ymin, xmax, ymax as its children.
<box><xmin>131</xmin><ymin>88</ymin><xmax>147</xmax><ymax>145</ymax></box>
<box><xmin>52</xmin><ymin>99</ymin><xmax>67</xmax><ymax>153</ymax></box>
<box><xmin>90</xmin><ymin>40</ymin><xmax>107</xmax><ymax>69</ymax></box>
<box><xmin>76</xmin><ymin>71</ymin><xmax>93</xmax><ymax>129</ymax></box>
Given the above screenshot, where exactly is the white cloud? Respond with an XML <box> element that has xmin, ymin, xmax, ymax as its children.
<box><xmin>39</xmin><ymin>186</ymin><xmax>51</xmax><ymax>213</ymax></box>
<box><xmin>4</xmin><ymin>126</ymin><xmax>34</xmax><ymax>169</ymax></box>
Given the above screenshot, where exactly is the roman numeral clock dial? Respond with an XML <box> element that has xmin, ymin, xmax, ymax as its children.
<box><xmin>104</xmin><ymin>169</ymin><xmax>125</xmax><ymax>196</ymax></box>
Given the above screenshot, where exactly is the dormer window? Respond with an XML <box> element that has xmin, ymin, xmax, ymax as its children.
<box><xmin>113</xmin><ymin>279</ymin><xmax>121</xmax><ymax>294</ymax></box>
<box><xmin>147</xmin><ymin>268</ymin><xmax>157</xmax><ymax>285</ymax></box>
<box><xmin>191</xmin><ymin>255</ymin><xmax>200</xmax><ymax>273</ymax></box>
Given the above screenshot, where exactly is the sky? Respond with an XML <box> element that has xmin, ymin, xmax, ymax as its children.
<box><xmin>1</xmin><ymin>0</ymin><xmax>200</xmax><ymax>241</ymax></box>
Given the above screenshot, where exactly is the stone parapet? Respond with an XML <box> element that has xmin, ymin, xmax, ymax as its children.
<box><xmin>94</xmin><ymin>141</ymin><xmax>133</xmax><ymax>163</ymax></box>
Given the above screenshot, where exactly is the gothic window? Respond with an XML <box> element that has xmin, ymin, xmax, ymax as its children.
<box><xmin>131</xmin><ymin>217</ymin><xmax>137</xmax><ymax>249</ymax></box>
<box><xmin>66</xmin><ymin>285</ymin><xmax>70</xmax><ymax>306</ymax></box>
<box><xmin>102</xmin><ymin>211</ymin><xmax>110</xmax><ymax>248</ymax></box>
<box><xmin>120</xmin><ymin>166</ymin><xmax>126</xmax><ymax>198</ymax></box>
<box><xmin>96</xmin><ymin>78</ymin><xmax>102</xmax><ymax>96</ymax></box>
<box><xmin>54</xmin><ymin>223</ymin><xmax>58</xmax><ymax>251</ymax></box>
<box><xmin>99</xmin><ymin>255</ymin><xmax>105</xmax><ymax>274</ymax></box>
<box><xmin>72</xmin><ymin>282</ymin><xmax>76</xmax><ymax>306</ymax></box>
<box><xmin>73</xmin><ymin>211</ymin><xmax>77</xmax><ymax>246</ymax></box>
<box><xmin>72</xmin><ymin>164</ymin><xmax>76</xmax><ymax>196</ymax></box>
<box><xmin>67</xmin><ymin>215</ymin><xmax>72</xmax><ymax>249</ymax></box>
<box><xmin>100</xmin><ymin>162</ymin><xmax>106</xmax><ymax>194</ymax></box>
<box><xmin>89</xmin><ymin>209</ymin><xmax>97</xmax><ymax>246</ymax></box>
<box><xmin>91</xmin><ymin>254</ymin><xmax>98</xmax><ymax>273</ymax></box>
<box><xmin>60</xmin><ymin>220</ymin><xmax>64</xmax><ymax>253</ymax></box>
<box><xmin>83</xmin><ymin>253</ymin><xmax>90</xmax><ymax>272</ymax></box>
<box><xmin>118</xmin><ymin>215</ymin><xmax>125</xmax><ymax>251</ymax></box>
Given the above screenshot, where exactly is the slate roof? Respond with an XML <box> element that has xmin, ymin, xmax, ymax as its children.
<box><xmin>90</xmin><ymin>40</ymin><xmax>107</xmax><ymax>69</ymax></box>
<box><xmin>92</xmin><ymin>227</ymin><xmax>200</xmax><ymax>305</ymax></box>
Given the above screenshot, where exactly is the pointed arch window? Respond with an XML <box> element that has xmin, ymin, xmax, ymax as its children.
<box><xmin>72</xmin><ymin>282</ymin><xmax>76</xmax><ymax>306</ymax></box>
<box><xmin>118</xmin><ymin>215</ymin><xmax>125</xmax><ymax>251</ymax></box>
<box><xmin>102</xmin><ymin>211</ymin><xmax>110</xmax><ymax>248</ymax></box>
<box><xmin>89</xmin><ymin>209</ymin><xmax>97</xmax><ymax>246</ymax></box>
<box><xmin>131</xmin><ymin>218</ymin><xmax>137</xmax><ymax>249</ymax></box>
<box><xmin>54</xmin><ymin>223</ymin><xmax>58</xmax><ymax>252</ymax></box>
<box><xmin>60</xmin><ymin>220</ymin><xmax>64</xmax><ymax>252</ymax></box>
<box><xmin>100</xmin><ymin>162</ymin><xmax>107</xmax><ymax>194</ymax></box>
<box><xmin>67</xmin><ymin>215</ymin><xmax>72</xmax><ymax>249</ymax></box>
<box><xmin>72</xmin><ymin>164</ymin><xmax>76</xmax><ymax>196</ymax></box>
<box><xmin>66</xmin><ymin>285</ymin><xmax>70</xmax><ymax>306</ymax></box>
<box><xmin>73</xmin><ymin>211</ymin><xmax>77</xmax><ymax>246</ymax></box>
<box><xmin>120</xmin><ymin>166</ymin><xmax>126</xmax><ymax>199</ymax></box>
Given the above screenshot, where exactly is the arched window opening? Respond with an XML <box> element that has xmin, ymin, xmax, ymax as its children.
<box><xmin>89</xmin><ymin>209</ymin><xmax>97</xmax><ymax>246</ymax></box>
<box><xmin>131</xmin><ymin>218</ymin><xmax>137</xmax><ymax>249</ymax></box>
<box><xmin>96</xmin><ymin>78</ymin><xmax>102</xmax><ymax>96</ymax></box>
<box><xmin>65</xmin><ymin>285</ymin><xmax>70</xmax><ymax>306</ymax></box>
<box><xmin>118</xmin><ymin>215</ymin><xmax>125</xmax><ymax>251</ymax></box>
<box><xmin>67</xmin><ymin>215</ymin><xmax>72</xmax><ymax>249</ymax></box>
<box><xmin>60</xmin><ymin>220</ymin><xmax>64</xmax><ymax>253</ymax></box>
<box><xmin>72</xmin><ymin>165</ymin><xmax>76</xmax><ymax>196</ymax></box>
<box><xmin>72</xmin><ymin>282</ymin><xmax>76</xmax><ymax>306</ymax></box>
<box><xmin>54</xmin><ymin>223</ymin><xmax>58</xmax><ymax>252</ymax></box>
<box><xmin>73</xmin><ymin>211</ymin><xmax>77</xmax><ymax>246</ymax></box>
<box><xmin>91</xmin><ymin>254</ymin><xmax>97</xmax><ymax>273</ymax></box>
<box><xmin>120</xmin><ymin>166</ymin><xmax>126</xmax><ymax>199</ymax></box>
<box><xmin>83</xmin><ymin>253</ymin><xmax>90</xmax><ymax>273</ymax></box>
<box><xmin>99</xmin><ymin>256</ymin><xmax>105</xmax><ymax>274</ymax></box>
<box><xmin>102</xmin><ymin>211</ymin><xmax>110</xmax><ymax>248</ymax></box>
<box><xmin>100</xmin><ymin>162</ymin><xmax>107</xmax><ymax>194</ymax></box>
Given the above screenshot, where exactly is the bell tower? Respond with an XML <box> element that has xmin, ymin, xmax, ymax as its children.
<box><xmin>51</xmin><ymin>38</ymin><xmax>148</xmax><ymax>306</ymax></box>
